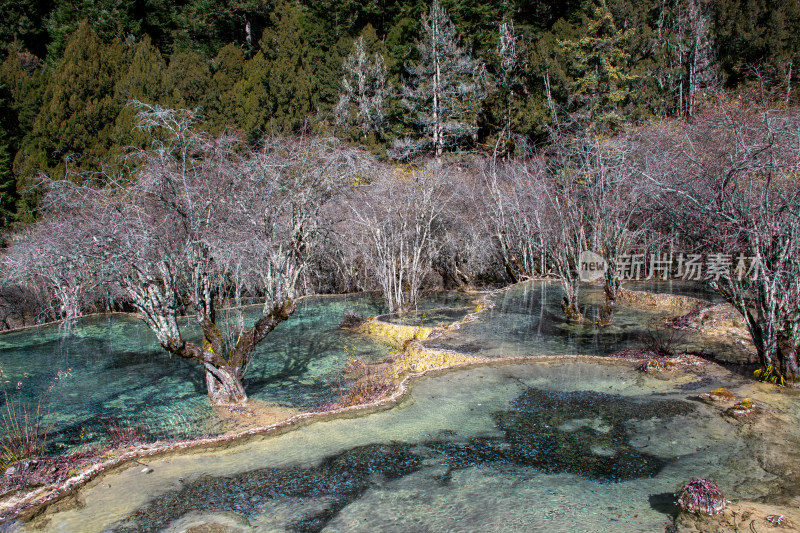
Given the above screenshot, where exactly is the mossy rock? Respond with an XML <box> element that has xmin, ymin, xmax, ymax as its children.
<box><xmin>733</xmin><ymin>398</ymin><xmax>753</xmax><ymax>410</ymax></box>
<box><xmin>699</xmin><ymin>388</ymin><xmax>736</xmax><ymax>402</ymax></box>
<box><xmin>725</xmin><ymin>397</ymin><xmax>756</xmax><ymax>418</ymax></box>
<box><xmin>356</xmin><ymin>319</ymin><xmax>434</xmax><ymax>347</ymax></box>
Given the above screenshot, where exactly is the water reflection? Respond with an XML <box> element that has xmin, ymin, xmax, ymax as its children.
<box><xmin>425</xmin><ymin>281</ymin><xmax>716</xmax><ymax>358</ymax></box>
<box><xmin>0</xmin><ymin>282</ymin><xmax>720</xmax><ymax>455</ymax></box>
<box><xmin>0</xmin><ymin>294</ymin><xmax>391</xmax><ymax>452</ymax></box>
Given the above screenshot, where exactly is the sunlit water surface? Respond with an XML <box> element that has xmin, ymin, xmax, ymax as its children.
<box><xmin>22</xmin><ymin>360</ymin><xmax>791</xmax><ymax>533</ymax></box>
<box><xmin>5</xmin><ymin>280</ymin><xmax>788</xmax><ymax>533</ymax></box>
<box><xmin>425</xmin><ymin>280</ymin><xmax>725</xmax><ymax>358</ymax></box>
<box><xmin>0</xmin><ymin>292</ymin><xmax>470</xmax><ymax>453</ymax></box>
<box><xmin>0</xmin><ymin>282</ymin><xmax>723</xmax><ymax>454</ymax></box>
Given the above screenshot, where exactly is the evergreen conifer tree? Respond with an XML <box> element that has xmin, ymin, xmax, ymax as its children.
<box><xmin>334</xmin><ymin>34</ymin><xmax>389</xmax><ymax>140</ymax></box>
<box><xmin>30</xmin><ymin>21</ymin><xmax>121</xmax><ymax>181</ymax></box>
<box><xmin>229</xmin><ymin>51</ymin><xmax>271</xmax><ymax>141</ymax></box>
<box><xmin>393</xmin><ymin>0</ymin><xmax>487</xmax><ymax>159</ymax></box>
<box><xmin>0</xmin><ymin>87</ymin><xmax>17</xmax><ymax>227</ymax></box>
<box><xmin>558</xmin><ymin>0</ymin><xmax>637</xmax><ymax>133</ymax></box>
<box><xmin>165</xmin><ymin>51</ymin><xmax>213</xmax><ymax>111</ymax></box>
<box><xmin>114</xmin><ymin>35</ymin><xmax>168</xmax><ymax>149</ymax></box>
<box><xmin>263</xmin><ymin>0</ymin><xmax>313</xmax><ymax>132</ymax></box>
<box><xmin>210</xmin><ymin>43</ymin><xmax>246</xmax><ymax>131</ymax></box>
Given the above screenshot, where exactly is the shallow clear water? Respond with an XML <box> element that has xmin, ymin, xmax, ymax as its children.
<box><xmin>424</xmin><ymin>281</ymin><xmax>717</xmax><ymax>358</ymax></box>
<box><xmin>0</xmin><ymin>282</ymin><xmax>717</xmax><ymax>455</ymax></box>
<box><xmin>383</xmin><ymin>307</ymin><xmax>472</xmax><ymax>327</ymax></box>
<box><xmin>8</xmin><ymin>280</ymin><xmax>793</xmax><ymax>533</ymax></box>
<box><xmin>24</xmin><ymin>361</ymin><xmax>786</xmax><ymax>533</ymax></box>
<box><xmin>365</xmin><ymin>291</ymin><xmax>478</xmax><ymax>327</ymax></box>
<box><xmin>0</xmin><ymin>295</ymin><xmax>396</xmax><ymax>453</ymax></box>
<box><xmin>623</xmin><ymin>280</ymin><xmax>727</xmax><ymax>304</ymax></box>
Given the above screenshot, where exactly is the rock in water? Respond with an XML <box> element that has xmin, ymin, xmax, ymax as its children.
<box><xmin>676</xmin><ymin>478</ymin><xmax>727</xmax><ymax>516</ymax></box>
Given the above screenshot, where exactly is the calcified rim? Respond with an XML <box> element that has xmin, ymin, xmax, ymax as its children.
<box><xmin>0</xmin><ymin>284</ymin><xmax>496</xmax><ymax>520</ymax></box>
<box><xmin>0</xmin><ymin>280</ymin><xmax>711</xmax><ymax>522</ymax></box>
<box><xmin>4</xmin><ymin>354</ymin><xmax>680</xmax><ymax>523</ymax></box>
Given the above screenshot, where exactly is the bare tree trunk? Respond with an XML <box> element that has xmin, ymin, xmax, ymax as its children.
<box><xmin>204</xmin><ymin>364</ymin><xmax>247</xmax><ymax>404</ymax></box>
<box><xmin>561</xmin><ymin>277</ymin><xmax>583</xmax><ymax>321</ymax></box>
<box><xmin>433</xmin><ymin>37</ymin><xmax>442</xmax><ymax>159</ymax></box>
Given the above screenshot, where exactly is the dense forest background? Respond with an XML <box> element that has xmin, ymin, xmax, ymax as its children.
<box><xmin>0</xmin><ymin>0</ymin><xmax>798</xmax><ymax>226</ymax></box>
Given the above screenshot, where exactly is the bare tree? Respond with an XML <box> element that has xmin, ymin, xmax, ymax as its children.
<box><xmin>41</xmin><ymin>104</ymin><xmax>372</xmax><ymax>404</ymax></box>
<box><xmin>391</xmin><ymin>0</ymin><xmax>487</xmax><ymax>159</ymax></box>
<box><xmin>478</xmin><ymin>155</ymin><xmax>588</xmax><ymax>319</ymax></box>
<box><xmin>657</xmin><ymin>0</ymin><xmax>717</xmax><ymax>116</ymax></box>
<box><xmin>347</xmin><ymin>165</ymin><xmax>451</xmax><ymax>313</ymax></box>
<box><xmin>478</xmin><ymin>127</ymin><xmax>647</xmax><ymax>322</ymax></box>
<box><xmin>491</xmin><ymin>20</ymin><xmax>526</xmax><ymax>158</ymax></box>
<box><xmin>479</xmin><ymin>158</ymin><xmax>549</xmax><ymax>283</ymax></box>
<box><xmin>1</xmin><ymin>218</ymin><xmax>100</xmax><ymax>321</ymax></box>
<box><xmin>431</xmin><ymin>167</ymin><xmax>496</xmax><ymax>289</ymax></box>
<box><xmin>639</xmin><ymin>95</ymin><xmax>800</xmax><ymax>381</ymax></box>
<box><xmin>538</xmin><ymin>162</ymin><xmax>589</xmax><ymax>321</ymax></box>
<box><xmin>334</xmin><ymin>36</ymin><xmax>388</xmax><ymax>139</ymax></box>
<box><xmin>553</xmin><ymin>131</ymin><xmax>648</xmax><ymax>309</ymax></box>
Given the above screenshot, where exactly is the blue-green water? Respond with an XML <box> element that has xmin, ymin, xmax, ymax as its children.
<box><xmin>383</xmin><ymin>307</ymin><xmax>473</xmax><ymax>326</ymax></box>
<box><xmin>10</xmin><ymin>280</ymin><xmax>797</xmax><ymax>533</ymax></box>
<box><xmin>25</xmin><ymin>360</ymin><xmax>795</xmax><ymax>533</ymax></box>
<box><xmin>424</xmin><ymin>281</ymin><xmax>720</xmax><ymax>358</ymax></box>
<box><xmin>0</xmin><ymin>294</ymin><xmax>396</xmax><ymax>453</ymax></box>
<box><xmin>0</xmin><ymin>283</ymin><xmax>716</xmax><ymax>455</ymax></box>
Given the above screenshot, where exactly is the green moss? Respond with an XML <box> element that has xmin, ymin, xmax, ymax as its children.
<box><xmin>754</xmin><ymin>365</ymin><xmax>786</xmax><ymax>386</ymax></box>
<box><xmin>709</xmin><ymin>388</ymin><xmax>736</xmax><ymax>400</ymax></box>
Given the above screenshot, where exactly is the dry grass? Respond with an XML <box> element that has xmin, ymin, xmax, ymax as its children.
<box><xmin>638</xmin><ymin>325</ymin><xmax>687</xmax><ymax>356</ymax></box>
<box><xmin>0</xmin><ymin>393</ymin><xmax>51</xmax><ymax>469</ymax></box>
<box><xmin>335</xmin><ymin>358</ymin><xmax>394</xmax><ymax>407</ymax></box>
<box><xmin>106</xmin><ymin>420</ymin><xmax>147</xmax><ymax>448</ymax></box>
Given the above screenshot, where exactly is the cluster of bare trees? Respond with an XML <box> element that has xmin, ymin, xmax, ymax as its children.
<box><xmin>1</xmin><ymin>92</ymin><xmax>798</xmax><ymax>402</ymax></box>
<box><xmin>480</xmin><ymin>131</ymin><xmax>649</xmax><ymax>321</ymax></box>
<box><xmin>344</xmin><ymin>166</ymin><xmax>452</xmax><ymax>314</ymax></box>
<box><xmin>638</xmin><ymin>96</ymin><xmax>800</xmax><ymax>380</ymax></box>
<box><xmin>4</xmin><ymin>104</ymin><xmax>376</xmax><ymax>404</ymax></box>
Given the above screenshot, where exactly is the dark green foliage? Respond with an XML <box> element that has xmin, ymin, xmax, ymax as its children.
<box><xmin>714</xmin><ymin>0</ymin><xmax>800</xmax><ymax>87</ymax></box>
<box><xmin>262</xmin><ymin>0</ymin><xmax>314</xmax><ymax>133</ymax></box>
<box><xmin>227</xmin><ymin>50</ymin><xmax>271</xmax><ymax>140</ymax></box>
<box><xmin>171</xmin><ymin>0</ymin><xmax>271</xmax><ymax>59</ymax></box>
<box><xmin>0</xmin><ymin>0</ymin><xmax>53</xmax><ymax>60</ymax></box>
<box><xmin>0</xmin><ymin>45</ymin><xmax>45</xmax><ymax>141</ymax></box>
<box><xmin>165</xmin><ymin>50</ymin><xmax>213</xmax><ymax>111</ymax></box>
<box><xmin>45</xmin><ymin>1</ymin><xmax>141</xmax><ymax>63</ymax></box>
<box><xmin>115</xmin><ymin>35</ymin><xmax>167</xmax><ymax>105</ymax></box>
<box><xmin>113</xmin><ymin>35</ymin><xmax>168</xmax><ymax>149</ymax></box>
<box><xmin>0</xmin><ymin>0</ymin><xmax>794</xmax><ymax>218</ymax></box>
<box><xmin>0</xmin><ymin>82</ymin><xmax>18</xmax><ymax>227</ymax></box>
<box><xmin>208</xmin><ymin>42</ymin><xmax>246</xmax><ymax>131</ymax></box>
<box><xmin>28</xmin><ymin>22</ymin><xmax>122</xmax><ymax>183</ymax></box>
<box><xmin>558</xmin><ymin>0</ymin><xmax>638</xmax><ymax>133</ymax></box>
<box><xmin>0</xmin><ymin>140</ymin><xmax>16</xmax><ymax>229</ymax></box>
<box><xmin>442</xmin><ymin>0</ymin><xmax>510</xmax><ymax>54</ymax></box>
